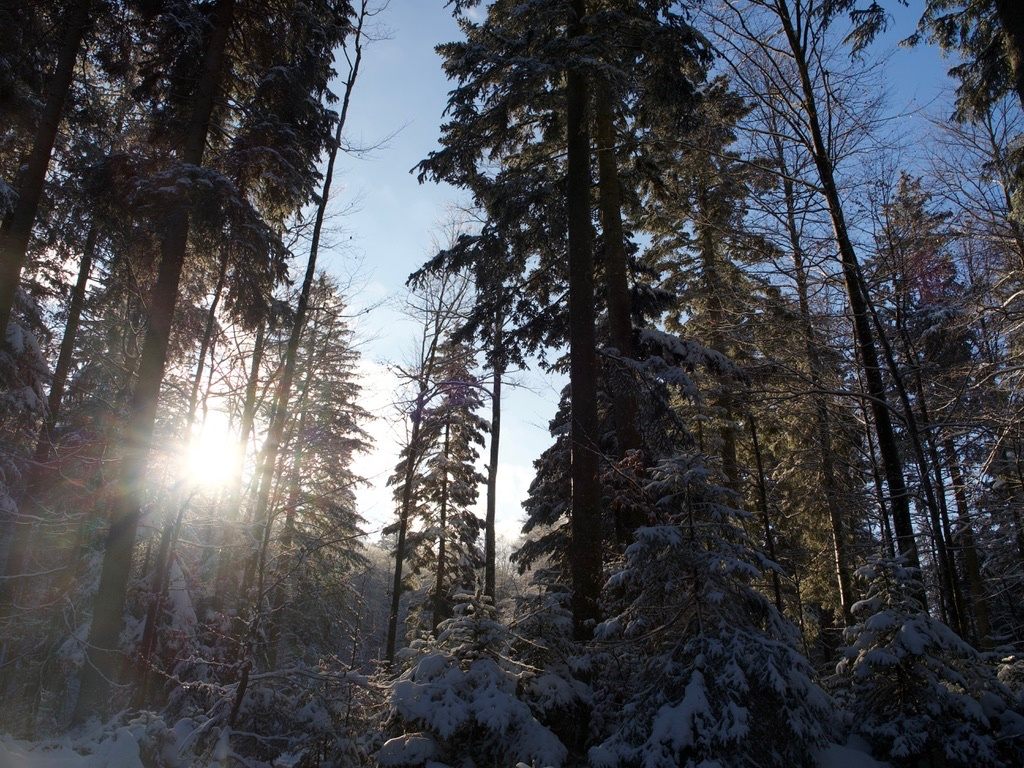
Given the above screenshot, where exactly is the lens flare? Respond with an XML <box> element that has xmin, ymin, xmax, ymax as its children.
<box><xmin>179</xmin><ymin>410</ymin><xmax>240</xmax><ymax>489</ymax></box>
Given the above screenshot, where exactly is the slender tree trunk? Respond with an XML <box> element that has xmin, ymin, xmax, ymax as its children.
<box><xmin>594</xmin><ymin>80</ymin><xmax>642</xmax><ymax>500</ymax></box>
<box><xmin>994</xmin><ymin>0</ymin><xmax>1024</xmax><ymax>111</ymax></box>
<box><xmin>0</xmin><ymin>0</ymin><xmax>92</xmax><ymax>341</ymax></box>
<box><xmin>566</xmin><ymin>0</ymin><xmax>602</xmax><ymax>639</ymax></box>
<box><xmin>484</xmin><ymin>319</ymin><xmax>502</xmax><ymax>602</ymax></box>
<box><xmin>75</xmin><ymin>0</ymin><xmax>235</xmax><ymax>720</ymax></box>
<box><xmin>776</xmin><ymin>0</ymin><xmax>919</xmax><ymax>572</ymax></box>
<box><xmin>855</xmin><ymin>380</ymin><xmax>895</xmax><ymax>558</ymax></box>
<box><xmin>35</xmin><ymin>224</ymin><xmax>98</xmax><ymax>462</ymax></box>
<box><xmin>0</xmin><ymin>225</ymin><xmax>97</xmax><ymax>616</ymax></box>
<box><xmin>244</xmin><ymin>10</ymin><xmax>364</xmax><ymax>588</ymax></box>
<box><xmin>385</xmin><ymin>393</ymin><xmax>425</xmax><ymax>663</ymax></box>
<box><xmin>266</xmin><ymin>304</ymin><xmax>327</xmax><ymax>668</ymax></box>
<box><xmin>944</xmin><ymin>438</ymin><xmax>991</xmax><ymax>647</ymax></box>
<box><xmin>697</xmin><ymin>212</ymin><xmax>739</xmax><ymax>494</ymax></box>
<box><xmin>185</xmin><ymin>244</ymin><xmax>229</xmax><ymax>435</ymax></box>
<box><xmin>432</xmin><ymin>422</ymin><xmax>451</xmax><ymax>632</ymax></box>
<box><xmin>859</xmin><ymin>267</ymin><xmax>963</xmax><ymax>632</ymax></box>
<box><xmin>213</xmin><ymin>320</ymin><xmax>266</xmax><ymax>605</ymax></box>
<box><xmin>749</xmin><ymin>414</ymin><xmax>783</xmax><ymax>613</ymax></box>
<box><xmin>135</xmin><ymin>247</ymin><xmax>229</xmax><ymax>698</ymax></box>
<box><xmin>776</xmin><ymin>147</ymin><xmax>854</xmax><ymax>622</ymax></box>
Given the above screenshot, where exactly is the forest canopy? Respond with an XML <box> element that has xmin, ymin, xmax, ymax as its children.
<box><xmin>1</xmin><ymin>0</ymin><xmax>1024</xmax><ymax>766</ymax></box>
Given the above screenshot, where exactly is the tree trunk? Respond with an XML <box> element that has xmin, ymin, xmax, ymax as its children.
<box><xmin>185</xmin><ymin>244</ymin><xmax>229</xmax><ymax>437</ymax></box>
<box><xmin>432</xmin><ymin>422</ymin><xmax>451</xmax><ymax>632</ymax></box>
<box><xmin>484</xmin><ymin>319</ymin><xmax>502</xmax><ymax>602</ymax></box>
<box><xmin>266</xmin><ymin>304</ymin><xmax>326</xmax><ymax>668</ymax></box>
<box><xmin>776</xmin><ymin>144</ymin><xmax>854</xmax><ymax>623</ymax></box>
<box><xmin>749</xmin><ymin>414</ymin><xmax>783</xmax><ymax>613</ymax></box>
<box><xmin>944</xmin><ymin>438</ymin><xmax>991</xmax><ymax>647</ymax></box>
<box><xmin>776</xmin><ymin>0</ymin><xmax>919</xmax><ymax>572</ymax></box>
<box><xmin>566</xmin><ymin>0</ymin><xmax>602</xmax><ymax>639</ymax></box>
<box><xmin>135</xmin><ymin>247</ymin><xmax>229</xmax><ymax>699</ymax></box>
<box><xmin>0</xmin><ymin>0</ymin><xmax>92</xmax><ymax>341</ymax></box>
<box><xmin>35</xmin><ymin>224</ymin><xmax>98</xmax><ymax>462</ymax></box>
<box><xmin>213</xmin><ymin>320</ymin><xmax>266</xmax><ymax>605</ymax></box>
<box><xmin>855</xmin><ymin>379</ymin><xmax>896</xmax><ymax>558</ymax></box>
<box><xmin>697</xmin><ymin>207</ymin><xmax>739</xmax><ymax>494</ymax></box>
<box><xmin>244</xmin><ymin>9</ymin><xmax>364</xmax><ymax>587</ymax></box>
<box><xmin>75</xmin><ymin>0</ymin><xmax>235</xmax><ymax>721</ymax></box>
<box><xmin>594</xmin><ymin>80</ymin><xmax>642</xmax><ymax>498</ymax></box>
<box><xmin>994</xmin><ymin>0</ymin><xmax>1024</xmax><ymax>111</ymax></box>
<box><xmin>385</xmin><ymin>393</ymin><xmax>425</xmax><ymax>663</ymax></box>
<box><xmin>859</xmin><ymin>266</ymin><xmax>963</xmax><ymax>632</ymax></box>
<box><xmin>0</xmin><ymin>224</ymin><xmax>97</xmax><ymax>616</ymax></box>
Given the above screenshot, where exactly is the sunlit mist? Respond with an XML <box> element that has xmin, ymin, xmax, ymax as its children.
<box><xmin>179</xmin><ymin>410</ymin><xmax>240</xmax><ymax>490</ymax></box>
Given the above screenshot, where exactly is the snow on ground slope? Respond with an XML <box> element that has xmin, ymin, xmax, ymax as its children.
<box><xmin>0</xmin><ymin>730</ymin><xmax>144</xmax><ymax>768</ymax></box>
<box><xmin>0</xmin><ymin>729</ymin><xmax>890</xmax><ymax>768</ymax></box>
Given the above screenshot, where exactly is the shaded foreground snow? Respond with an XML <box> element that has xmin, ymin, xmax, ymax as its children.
<box><xmin>0</xmin><ymin>730</ymin><xmax>144</xmax><ymax>768</ymax></box>
<box><xmin>0</xmin><ymin>730</ymin><xmax>890</xmax><ymax>768</ymax></box>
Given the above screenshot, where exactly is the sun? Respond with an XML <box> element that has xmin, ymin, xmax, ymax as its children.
<box><xmin>179</xmin><ymin>410</ymin><xmax>241</xmax><ymax>490</ymax></box>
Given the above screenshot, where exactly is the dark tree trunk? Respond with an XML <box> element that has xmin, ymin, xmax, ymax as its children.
<box><xmin>749</xmin><ymin>415</ymin><xmax>784</xmax><ymax>613</ymax></box>
<box><xmin>135</xmin><ymin>247</ymin><xmax>229</xmax><ymax>700</ymax></box>
<box><xmin>246</xmin><ymin>125</ymin><xmax>342</xmax><ymax>581</ymax></box>
<box><xmin>776</xmin><ymin>144</ymin><xmax>854</xmax><ymax>623</ymax></box>
<box><xmin>594</xmin><ymin>81</ymin><xmax>642</xmax><ymax>515</ymax></box>
<box><xmin>432</xmin><ymin>422</ymin><xmax>452</xmax><ymax>632</ymax></box>
<box><xmin>0</xmin><ymin>0</ymin><xmax>92</xmax><ymax>341</ymax></box>
<box><xmin>944</xmin><ymin>438</ymin><xmax>991</xmax><ymax>646</ymax></box>
<box><xmin>566</xmin><ymin>0</ymin><xmax>602</xmax><ymax>639</ymax></box>
<box><xmin>856</xmin><ymin>385</ymin><xmax>896</xmax><ymax>559</ymax></box>
<box><xmin>697</xmin><ymin>210</ymin><xmax>739</xmax><ymax>495</ymax></box>
<box><xmin>265</xmin><ymin>306</ymin><xmax>327</xmax><ymax>669</ymax></box>
<box><xmin>776</xmin><ymin>0</ymin><xmax>919</xmax><ymax>573</ymax></box>
<box><xmin>212</xmin><ymin>319</ymin><xmax>267</xmax><ymax>606</ymax></box>
<box><xmin>0</xmin><ymin>224</ymin><xmax>97</xmax><ymax>616</ymax></box>
<box><xmin>994</xmin><ymin>0</ymin><xmax>1024</xmax><ymax>111</ymax></box>
<box><xmin>35</xmin><ymin>224</ymin><xmax>98</xmax><ymax>462</ymax></box>
<box><xmin>484</xmin><ymin>319</ymin><xmax>502</xmax><ymax>602</ymax></box>
<box><xmin>859</xmin><ymin>267</ymin><xmax>964</xmax><ymax>632</ymax></box>
<box><xmin>386</xmin><ymin>393</ymin><xmax>425</xmax><ymax>663</ymax></box>
<box><xmin>75</xmin><ymin>0</ymin><xmax>235</xmax><ymax>721</ymax></box>
<box><xmin>244</xmin><ymin>9</ymin><xmax>364</xmax><ymax>588</ymax></box>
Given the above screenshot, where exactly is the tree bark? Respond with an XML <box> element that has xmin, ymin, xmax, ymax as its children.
<box><xmin>35</xmin><ymin>224</ymin><xmax>98</xmax><ymax>463</ymax></box>
<box><xmin>265</xmin><ymin>307</ymin><xmax>324</xmax><ymax>670</ymax></box>
<box><xmin>775</xmin><ymin>0</ymin><xmax>919</xmax><ymax>572</ymax></box>
<box><xmin>385</xmin><ymin>392</ymin><xmax>425</xmax><ymax>663</ymax></box>
<box><xmin>775</xmin><ymin>141</ymin><xmax>855</xmax><ymax>623</ymax></box>
<box><xmin>484</xmin><ymin>318</ymin><xmax>502</xmax><ymax>602</ymax></box>
<box><xmin>696</xmin><ymin>202</ymin><xmax>739</xmax><ymax>494</ymax></box>
<box><xmin>75</xmin><ymin>0</ymin><xmax>235</xmax><ymax>721</ymax></box>
<box><xmin>0</xmin><ymin>0</ymin><xmax>92</xmax><ymax>341</ymax></box>
<box><xmin>749</xmin><ymin>414</ymin><xmax>784</xmax><ymax>613</ymax></box>
<box><xmin>0</xmin><ymin>224</ymin><xmax>97</xmax><ymax>617</ymax></box>
<box><xmin>244</xmin><ymin>6</ymin><xmax>364</xmax><ymax>589</ymax></box>
<box><xmin>994</xmin><ymin>0</ymin><xmax>1024</xmax><ymax>111</ymax></box>
<box><xmin>135</xmin><ymin>246</ymin><xmax>229</xmax><ymax>700</ymax></box>
<box><xmin>432</xmin><ymin>422</ymin><xmax>451</xmax><ymax>632</ymax></box>
<box><xmin>859</xmin><ymin>266</ymin><xmax>963</xmax><ymax>631</ymax></box>
<box><xmin>566</xmin><ymin>0</ymin><xmax>602</xmax><ymax>639</ymax></box>
<box><xmin>944</xmin><ymin>438</ymin><xmax>991</xmax><ymax>647</ymax></box>
<box><xmin>594</xmin><ymin>80</ymin><xmax>642</xmax><ymax>492</ymax></box>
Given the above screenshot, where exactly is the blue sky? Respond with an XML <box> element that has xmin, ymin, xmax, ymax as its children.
<box><xmin>325</xmin><ymin>0</ymin><xmax>555</xmax><ymax>541</ymax></box>
<box><xmin>317</xmin><ymin>0</ymin><xmax>957</xmax><ymax>541</ymax></box>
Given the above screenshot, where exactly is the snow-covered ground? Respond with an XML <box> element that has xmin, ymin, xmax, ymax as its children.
<box><xmin>0</xmin><ymin>730</ymin><xmax>144</xmax><ymax>768</ymax></box>
<box><xmin>0</xmin><ymin>731</ymin><xmax>890</xmax><ymax>768</ymax></box>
